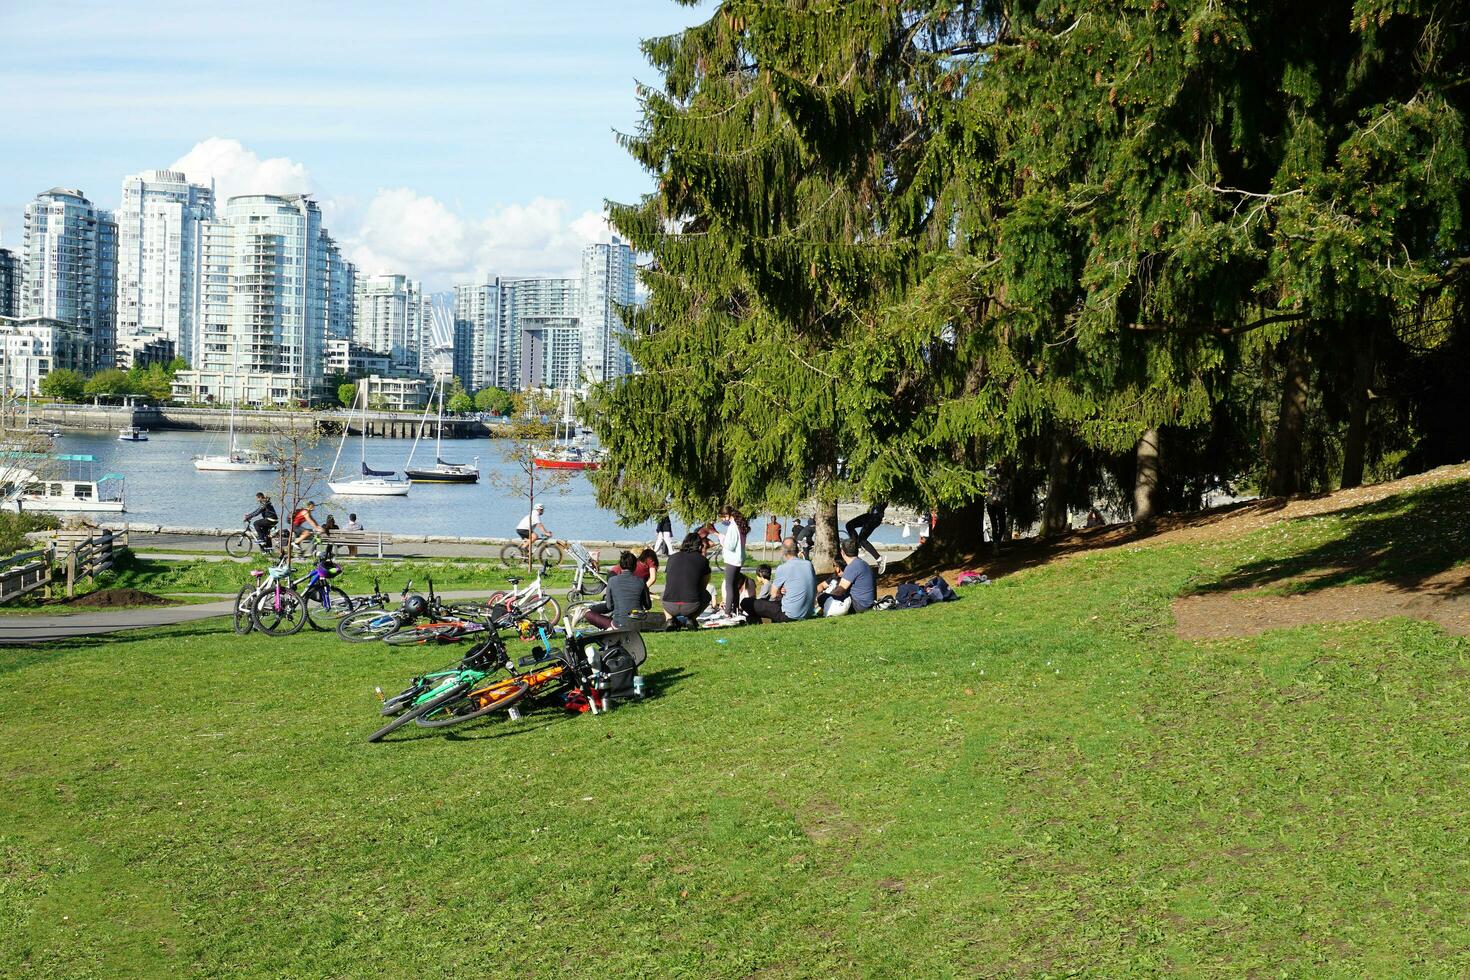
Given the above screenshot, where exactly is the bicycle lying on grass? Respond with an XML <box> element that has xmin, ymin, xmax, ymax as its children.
<box><xmin>335</xmin><ymin>578</ymin><xmax>500</xmax><ymax>644</ymax></box>
<box><xmin>368</xmin><ymin>623</ymin><xmax>648</xmax><ymax>742</ymax></box>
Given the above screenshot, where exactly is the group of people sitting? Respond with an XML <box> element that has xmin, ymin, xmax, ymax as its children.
<box><xmin>244</xmin><ymin>493</ymin><xmax>363</xmax><ymax>555</ymax></box>
<box><xmin>581</xmin><ymin>505</ymin><xmax>879</xmax><ymax>631</ymax></box>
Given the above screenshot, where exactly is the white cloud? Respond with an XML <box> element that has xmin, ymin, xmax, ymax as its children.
<box><xmin>170</xmin><ymin>138</ymin><xmax>313</xmax><ymax>207</ymax></box>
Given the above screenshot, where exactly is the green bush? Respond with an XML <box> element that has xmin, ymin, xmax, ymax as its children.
<box><xmin>0</xmin><ymin>512</ymin><xmax>59</xmax><ymax>557</ymax></box>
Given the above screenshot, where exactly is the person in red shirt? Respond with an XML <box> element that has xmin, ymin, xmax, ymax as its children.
<box><xmin>631</xmin><ymin>547</ymin><xmax>660</xmax><ymax>590</ymax></box>
<box><xmin>291</xmin><ymin>501</ymin><xmax>324</xmax><ymax>549</ymax></box>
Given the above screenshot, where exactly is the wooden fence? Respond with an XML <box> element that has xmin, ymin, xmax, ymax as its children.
<box><xmin>0</xmin><ymin>529</ymin><xmax>129</xmax><ymax>603</ymax></box>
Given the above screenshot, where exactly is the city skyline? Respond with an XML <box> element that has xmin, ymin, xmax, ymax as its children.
<box><xmin>0</xmin><ymin>1</ymin><xmax>707</xmax><ymax>291</ymax></box>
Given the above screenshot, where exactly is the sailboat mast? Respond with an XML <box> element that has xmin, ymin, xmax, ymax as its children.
<box><xmin>435</xmin><ymin>381</ymin><xmax>445</xmax><ymax>459</ymax></box>
<box><xmin>328</xmin><ymin>384</ymin><xmax>355</xmax><ymax>481</ymax></box>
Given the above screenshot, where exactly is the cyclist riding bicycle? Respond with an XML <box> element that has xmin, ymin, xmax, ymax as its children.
<box><xmin>515</xmin><ymin>503</ymin><xmax>551</xmax><ymax>553</ymax></box>
<box><xmin>244</xmin><ymin>492</ymin><xmax>278</xmax><ymax>550</ymax></box>
<box><xmin>291</xmin><ymin>500</ymin><xmax>325</xmax><ymax>551</ymax></box>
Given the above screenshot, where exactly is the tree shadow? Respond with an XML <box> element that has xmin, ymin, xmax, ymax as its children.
<box><xmin>1189</xmin><ymin>481</ymin><xmax>1470</xmax><ymax>598</ymax></box>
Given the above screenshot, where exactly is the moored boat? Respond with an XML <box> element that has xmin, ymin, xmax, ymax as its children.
<box><xmin>117</xmin><ymin>425</ymin><xmax>149</xmax><ymax>442</ymax></box>
<box><xmin>0</xmin><ymin>454</ymin><xmax>126</xmax><ymax>512</ymax></box>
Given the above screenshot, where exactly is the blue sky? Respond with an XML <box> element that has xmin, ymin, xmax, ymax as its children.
<box><xmin>0</xmin><ymin>0</ymin><xmax>708</xmax><ymax>289</ymax></box>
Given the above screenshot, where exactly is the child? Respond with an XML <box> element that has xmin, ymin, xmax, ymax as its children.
<box><xmin>755</xmin><ymin>563</ymin><xmax>774</xmax><ymax>600</ymax></box>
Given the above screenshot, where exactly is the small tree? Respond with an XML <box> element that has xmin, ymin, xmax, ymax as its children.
<box><xmin>39</xmin><ymin>369</ymin><xmax>85</xmax><ymax>402</ymax></box>
<box><xmin>261</xmin><ymin>420</ymin><xmax>325</xmax><ymax>560</ymax></box>
<box><xmin>84</xmin><ymin>369</ymin><xmax>135</xmax><ymax>399</ymax></box>
<box><xmin>337</xmin><ymin>382</ymin><xmax>357</xmax><ymax>408</ymax></box>
<box><xmin>473</xmin><ymin>387</ymin><xmax>514</xmax><ymax>417</ymax></box>
<box><xmin>486</xmin><ymin>408</ymin><xmax>575</xmax><ymax>572</ymax></box>
<box><xmin>447</xmin><ymin>391</ymin><xmax>473</xmax><ymax>415</ymax></box>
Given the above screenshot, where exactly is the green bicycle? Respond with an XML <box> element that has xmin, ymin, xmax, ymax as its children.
<box><xmin>367</xmin><ymin>635</ymin><xmax>526</xmax><ymax>742</ymax></box>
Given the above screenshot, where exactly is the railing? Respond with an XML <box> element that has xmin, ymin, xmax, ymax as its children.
<box><xmin>0</xmin><ymin>529</ymin><xmax>129</xmax><ymax>603</ymax></box>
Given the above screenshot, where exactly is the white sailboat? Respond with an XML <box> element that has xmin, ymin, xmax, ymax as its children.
<box><xmin>404</xmin><ymin>378</ymin><xmax>479</xmax><ymax>484</ymax></box>
<box><xmin>194</xmin><ymin>388</ymin><xmax>276</xmax><ymax>472</ymax></box>
<box><xmin>327</xmin><ymin>386</ymin><xmax>410</xmax><ymax>496</ymax></box>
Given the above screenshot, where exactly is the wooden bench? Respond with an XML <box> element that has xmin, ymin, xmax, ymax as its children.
<box><xmin>320</xmin><ymin>530</ymin><xmax>386</xmax><ymax>558</ymax></box>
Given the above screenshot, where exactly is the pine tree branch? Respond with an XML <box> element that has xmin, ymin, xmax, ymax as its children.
<box><xmin>1124</xmin><ymin>311</ymin><xmax>1310</xmax><ymax>336</ymax></box>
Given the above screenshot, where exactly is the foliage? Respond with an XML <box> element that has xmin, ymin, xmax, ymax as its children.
<box><xmin>37</xmin><ymin>368</ymin><xmax>84</xmax><ymax>403</ymax></box>
<box><xmin>5</xmin><ymin>479</ymin><xmax>1470</xmax><ymax>973</ymax></box>
<box><xmin>82</xmin><ymin>368</ymin><xmax>134</xmax><ymax>399</ymax></box>
<box><xmin>337</xmin><ymin>382</ymin><xmax>356</xmax><ymax>409</ymax></box>
<box><xmin>446</xmin><ymin>391</ymin><xmax>473</xmax><ymax>415</ymax></box>
<box><xmin>473</xmin><ymin>387</ymin><xmax>514</xmax><ymax>416</ymax></box>
<box><xmin>0</xmin><ymin>511</ymin><xmax>58</xmax><ymax>558</ymax></box>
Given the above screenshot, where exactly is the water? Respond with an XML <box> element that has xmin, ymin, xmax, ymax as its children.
<box><xmin>52</xmin><ymin>429</ymin><xmax>913</xmax><ymax>545</ymax></box>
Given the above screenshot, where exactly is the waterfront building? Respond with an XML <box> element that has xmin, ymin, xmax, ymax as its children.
<box><xmin>450</xmin><ymin>304</ymin><xmax>475</xmax><ymax>393</ymax></box>
<box><xmin>354</xmin><ymin>373</ymin><xmax>427</xmax><ymax>412</ymax></box>
<box><xmin>354</xmin><ymin>273</ymin><xmax>424</xmax><ymax>374</ymax></box>
<box><xmin>21</xmin><ymin>188</ymin><xmax>117</xmax><ymax>370</ymax></box>
<box><xmin>325</xmin><ymin>236</ymin><xmax>356</xmax><ymax>341</ymax></box>
<box><xmin>0</xmin><ymin>248</ymin><xmax>18</xmax><ymax>318</ymax></box>
<box><xmin>114</xmin><ymin>170</ymin><xmax>215</xmax><ymax>368</ymax></box>
<box><xmin>170</xmin><ymin>369</ymin><xmax>319</xmax><ymax>407</ymax></box>
<box><xmin>181</xmin><ymin>194</ymin><xmax>337</xmax><ymax>404</ymax></box>
<box><xmin>579</xmin><ymin>238</ymin><xmax>636</xmax><ymax>383</ymax></box>
<box><xmin>325</xmin><ymin>337</ymin><xmax>391</xmax><ymax>379</ymax></box>
<box><xmin>0</xmin><ymin>315</ymin><xmax>96</xmax><ymax>395</ymax></box>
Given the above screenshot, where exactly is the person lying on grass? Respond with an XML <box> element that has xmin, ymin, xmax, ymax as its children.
<box><xmin>816</xmin><ymin>537</ymin><xmax>876</xmax><ymax>617</ymax></box>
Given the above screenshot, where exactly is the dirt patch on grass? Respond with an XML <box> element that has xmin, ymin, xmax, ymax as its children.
<box><xmin>57</xmin><ymin>588</ymin><xmax>177</xmax><ymax>609</ymax></box>
<box><xmin>1173</xmin><ymin>566</ymin><xmax>1470</xmax><ymax>640</ymax></box>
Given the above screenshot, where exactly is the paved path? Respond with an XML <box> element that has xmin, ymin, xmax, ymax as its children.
<box><xmin>0</xmin><ymin>590</ymin><xmax>501</xmax><ymax>646</ymax></box>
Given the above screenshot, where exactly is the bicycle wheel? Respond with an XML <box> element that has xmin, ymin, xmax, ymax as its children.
<box><xmin>416</xmin><ymin>678</ymin><xmax>529</xmax><ymax>728</ymax></box>
<box><xmin>233</xmin><ymin>583</ymin><xmax>257</xmax><ymax>635</ymax></box>
<box><xmin>538</xmin><ymin>542</ymin><xmax>564</xmax><ymax>568</ymax></box>
<box><xmin>498</xmin><ymin>542</ymin><xmax>524</xmax><ymax>569</ymax></box>
<box><xmin>253</xmin><ymin>587</ymin><xmax>309</xmax><ymax>636</ymax></box>
<box><xmin>518</xmin><ymin>594</ymin><xmax>562</xmax><ymax>624</ymax></box>
<box><xmin>337</xmin><ymin>608</ymin><xmax>403</xmax><ymax>643</ymax></box>
<box><xmin>383</xmin><ymin>624</ymin><xmax>457</xmax><ymax>647</ymax></box>
<box><xmin>307</xmin><ymin>586</ymin><xmax>354</xmax><ymax>629</ymax></box>
<box><xmin>224</xmin><ymin>533</ymin><xmax>254</xmax><ymax>559</ymax></box>
<box><xmin>367</xmin><ymin>681</ymin><xmax>471</xmax><ymax>742</ymax></box>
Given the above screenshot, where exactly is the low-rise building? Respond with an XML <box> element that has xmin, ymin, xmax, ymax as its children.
<box><xmin>170</xmin><ymin>369</ymin><xmax>316</xmax><ymax>407</ymax></box>
<box><xmin>118</xmin><ymin>333</ymin><xmax>177</xmax><ymax>370</ymax></box>
<box><xmin>0</xmin><ymin>316</ymin><xmax>95</xmax><ymax>394</ymax></box>
<box><xmin>354</xmin><ymin>374</ymin><xmax>427</xmax><ymax>412</ymax></box>
<box><xmin>325</xmin><ymin>338</ymin><xmax>392</xmax><ymax>379</ymax></box>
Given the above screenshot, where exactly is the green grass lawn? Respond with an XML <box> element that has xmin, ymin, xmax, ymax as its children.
<box><xmin>3</xmin><ymin>482</ymin><xmax>1468</xmax><ymax>975</ymax></box>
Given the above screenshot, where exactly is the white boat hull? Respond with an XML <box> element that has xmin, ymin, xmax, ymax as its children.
<box><xmin>194</xmin><ymin>456</ymin><xmax>278</xmax><ymax>472</ymax></box>
<box><xmin>4</xmin><ymin>497</ymin><xmax>125</xmax><ymax>513</ymax></box>
<box><xmin>328</xmin><ymin>478</ymin><xmax>411</xmax><ymax>496</ymax></box>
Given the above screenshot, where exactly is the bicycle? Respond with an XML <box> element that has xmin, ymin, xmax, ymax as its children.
<box><xmin>368</xmin><ymin>635</ymin><xmax>524</xmax><ymax>742</ymax></box>
<box><xmin>244</xmin><ymin>553</ymin><xmax>353</xmax><ymax>636</ymax></box>
<box><xmin>225</xmin><ymin>520</ymin><xmax>278</xmax><ymax>559</ymax></box>
<box><xmin>499</xmin><ymin>534</ymin><xmax>565</xmax><ymax>570</ymax></box>
<box><xmin>336</xmin><ymin>579</ymin><xmax>426</xmax><ymax>643</ymax></box>
<box><xmin>487</xmin><ymin>572</ymin><xmax>562</xmax><ymax>625</ymax></box>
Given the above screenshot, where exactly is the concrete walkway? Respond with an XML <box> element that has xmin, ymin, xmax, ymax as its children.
<box><xmin>0</xmin><ymin>590</ymin><xmax>502</xmax><ymax>646</ymax></box>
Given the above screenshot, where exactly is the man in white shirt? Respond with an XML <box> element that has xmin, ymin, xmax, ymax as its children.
<box><xmin>515</xmin><ymin>503</ymin><xmax>550</xmax><ymax>556</ymax></box>
<box><xmin>343</xmin><ymin>513</ymin><xmax>363</xmax><ymax>557</ymax></box>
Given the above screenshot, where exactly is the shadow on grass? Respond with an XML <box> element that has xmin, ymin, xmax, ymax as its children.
<box><xmin>1190</xmin><ymin>481</ymin><xmax>1470</xmax><ymax>597</ymax></box>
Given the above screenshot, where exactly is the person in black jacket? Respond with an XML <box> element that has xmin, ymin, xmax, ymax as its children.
<box><xmin>244</xmin><ymin>492</ymin><xmax>277</xmax><ymax>550</ymax></box>
<box><xmin>584</xmin><ymin>551</ymin><xmax>651</xmax><ymax>630</ymax></box>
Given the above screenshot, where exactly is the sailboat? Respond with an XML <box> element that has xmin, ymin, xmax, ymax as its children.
<box><xmin>327</xmin><ymin>386</ymin><xmax>411</xmax><ymax>496</ymax></box>
<box><xmin>405</xmin><ymin>378</ymin><xmax>479</xmax><ymax>484</ymax></box>
<box><xmin>532</xmin><ymin>387</ymin><xmax>604</xmax><ymax>471</ymax></box>
<box><xmin>194</xmin><ymin>378</ymin><xmax>276</xmax><ymax>472</ymax></box>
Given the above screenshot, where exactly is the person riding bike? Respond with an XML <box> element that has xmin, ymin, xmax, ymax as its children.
<box><xmin>291</xmin><ymin>500</ymin><xmax>325</xmax><ymax>551</ymax></box>
<box><xmin>515</xmin><ymin>503</ymin><xmax>551</xmax><ymax>554</ymax></box>
<box><xmin>244</xmin><ymin>492</ymin><xmax>278</xmax><ymax>550</ymax></box>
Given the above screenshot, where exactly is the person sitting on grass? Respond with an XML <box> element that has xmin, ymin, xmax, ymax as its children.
<box><xmin>754</xmin><ymin>563</ymin><xmax>773</xmax><ymax>600</ymax></box>
<box><xmin>661</xmin><ymin>533</ymin><xmax>712</xmax><ymax>625</ymax></box>
<box><xmin>584</xmin><ymin>551</ymin><xmax>651</xmax><ymax>631</ymax></box>
<box><xmin>740</xmin><ymin>537</ymin><xmax>815</xmax><ymax>625</ymax></box>
<box><xmin>816</xmin><ymin>537</ymin><xmax>876</xmax><ymax>617</ymax></box>
<box><xmin>632</xmin><ymin>547</ymin><xmax>660</xmax><ymax>589</ymax></box>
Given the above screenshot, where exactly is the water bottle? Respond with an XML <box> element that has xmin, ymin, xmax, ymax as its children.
<box><xmin>507</xmin><ymin>706</ymin><xmax>522</xmax><ymax>722</ymax></box>
<box><xmin>633</xmin><ymin>675</ymin><xmax>645</xmax><ymax>699</ymax></box>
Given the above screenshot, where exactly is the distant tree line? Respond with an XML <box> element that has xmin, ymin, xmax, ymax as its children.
<box><xmin>37</xmin><ymin>358</ymin><xmax>189</xmax><ymax>404</ymax></box>
<box><xmin>589</xmin><ymin>1</ymin><xmax>1469</xmax><ymax>557</ymax></box>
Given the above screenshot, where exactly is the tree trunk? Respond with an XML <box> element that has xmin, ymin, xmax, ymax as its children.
<box><xmin>906</xmin><ymin>498</ymin><xmax>987</xmax><ymax>571</ymax></box>
<box><xmin>812</xmin><ymin>498</ymin><xmax>840</xmax><ymax>573</ymax></box>
<box><xmin>1133</xmin><ymin>427</ymin><xmax>1162</xmax><ymax>524</ymax></box>
<box><xmin>1340</xmin><ymin>335</ymin><xmax>1374</xmax><ymax>490</ymax></box>
<box><xmin>1268</xmin><ymin>337</ymin><xmax>1311</xmax><ymax>497</ymax></box>
<box><xmin>1040</xmin><ymin>430</ymin><xmax>1074</xmax><ymax>537</ymax></box>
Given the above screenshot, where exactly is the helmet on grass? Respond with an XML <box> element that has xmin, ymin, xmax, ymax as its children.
<box><xmin>402</xmin><ymin>594</ymin><xmax>428</xmax><ymax>619</ymax></box>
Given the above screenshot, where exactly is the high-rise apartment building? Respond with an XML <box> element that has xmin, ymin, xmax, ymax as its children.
<box><xmin>452</xmin><ymin>237</ymin><xmax>637</xmax><ymax>393</ymax></box>
<box><xmin>324</xmin><ymin>237</ymin><xmax>356</xmax><ymax>342</ymax></box>
<box><xmin>21</xmin><ymin>187</ymin><xmax>117</xmax><ymax>370</ymax></box>
<box><xmin>114</xmin><ymin>169</ymin><xmax>215</xmax><ymax>367</ymax></box>
<box><xmin>177</xmin><ymin>194</ymin><xmax>339</xmax><ymax>404</ymax></box>
<box><xmin>354</xmin><ymin>273</ymin><xmax>424</xmax><ymax>374</ymax></box>
<box><xmin>579</xmin><ymin>238</ymin><xmax>636</xmax><ymax>383</ymax></box>
<box><xmin>0</xmin><ymin>248</ymin><xmax>18</xmax><ymax>318</ymax></box>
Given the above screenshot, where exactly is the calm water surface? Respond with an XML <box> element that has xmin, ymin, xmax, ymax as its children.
<box><xmin>54</xmin><ymin>430</ymin><xmax>909</xmax><ymax>544</ymax></box>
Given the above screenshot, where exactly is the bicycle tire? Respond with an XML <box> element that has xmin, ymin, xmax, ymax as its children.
<box><xmin>224</xmin><ymin>533</ymin><xmax>254</xmax><ymax>559</ymax></box>
<box><xmin>498</xmin><ymin>543</ymin><xmax>523</xmax><ymax>569</ymax></box>
<box><xmin>517</xmin><ymin>594</ymin><xmax>562</xmax><ymax>624</ymax></box>
<box><xmin>252</xmin><ymin>587</ymin><xmax>308</xmax><ymax>636</ymax></box>
<box><xmin>337</xmin><ymin>608</ymin><xmax>402</xmax><ymax>643</ymax></box>
<box><xmin>367</xmin><ymin>681</ymin><xmax>471</xmax><ymax>742</ymax></box>
<box><xmin>538</xmin><ymin>542</ymin><xmax>564</xmax><ymax>568</ymax></box>
<box><xmin>383</xmin><ymin>624</ymin><xmax>458</xmax><ymax>646</ymax></box>
<box><xmin>307</xmin><ymin>586</ymin><xmax>354</xmax><ymax>630</ymax></box>
<box><xmin>415</xmin><ymin>679</ymin><xmax>529</xmax><ymax>728</ymax></box>
<box><xmin>233</xmin><ymin>582</ymin><xmax>257</xmax><ymax>635</ymax></box>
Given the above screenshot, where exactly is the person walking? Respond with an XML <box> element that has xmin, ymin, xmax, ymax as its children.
<box><xmin>845</xmin><ymin>500</ymin><xmax>887</xmax><ymax>571</ymax></box>
<box><xmin>793</xmin><ymin>517</ymin><xmax>816</xmax><ymax>560</ymax></box>
<box><xmin>654</xmin><ymin>512</ymin><xmax>675</xmax><ymax>556</ymax></box>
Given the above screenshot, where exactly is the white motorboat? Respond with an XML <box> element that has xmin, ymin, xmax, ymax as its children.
<box><xmin>117</xmin><ymin>425</ymin><xmax>149</xmax><ymax>442</ymax></box>
<box><xmin>194</xmin><ymin>395</ymin><xmax>276</xmax><ymax>471</ymax></box>
<box><xmin>326</xmin><ymin>387</ymin><xmax>410</xmax><ymax>497</ymax></box>
<box><xmin>405</xmin><ymin>378</ymin><xmax>479</xmax><ymax>484</ymax></box>
<box><xmin>1</xmin><ymin>454</ymin><xmax>126</xmax><ymax>513</ymax></box>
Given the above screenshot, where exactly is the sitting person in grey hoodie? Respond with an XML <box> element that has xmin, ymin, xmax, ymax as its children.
<box><xmin>583</xmin><ymin>550</ymin><xmax>651</xmax><ymax>630</ymax></box>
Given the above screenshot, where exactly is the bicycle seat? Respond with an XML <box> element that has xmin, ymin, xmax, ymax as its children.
<box><xmin>506</xmin><ymin>576</ymin><xmax>521</xmax><ymax>585</ymax></box>
<box><xmin>251</xmin><ymin>569</ymin><xmax>265</xmax><ymax>578</ymax></box>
